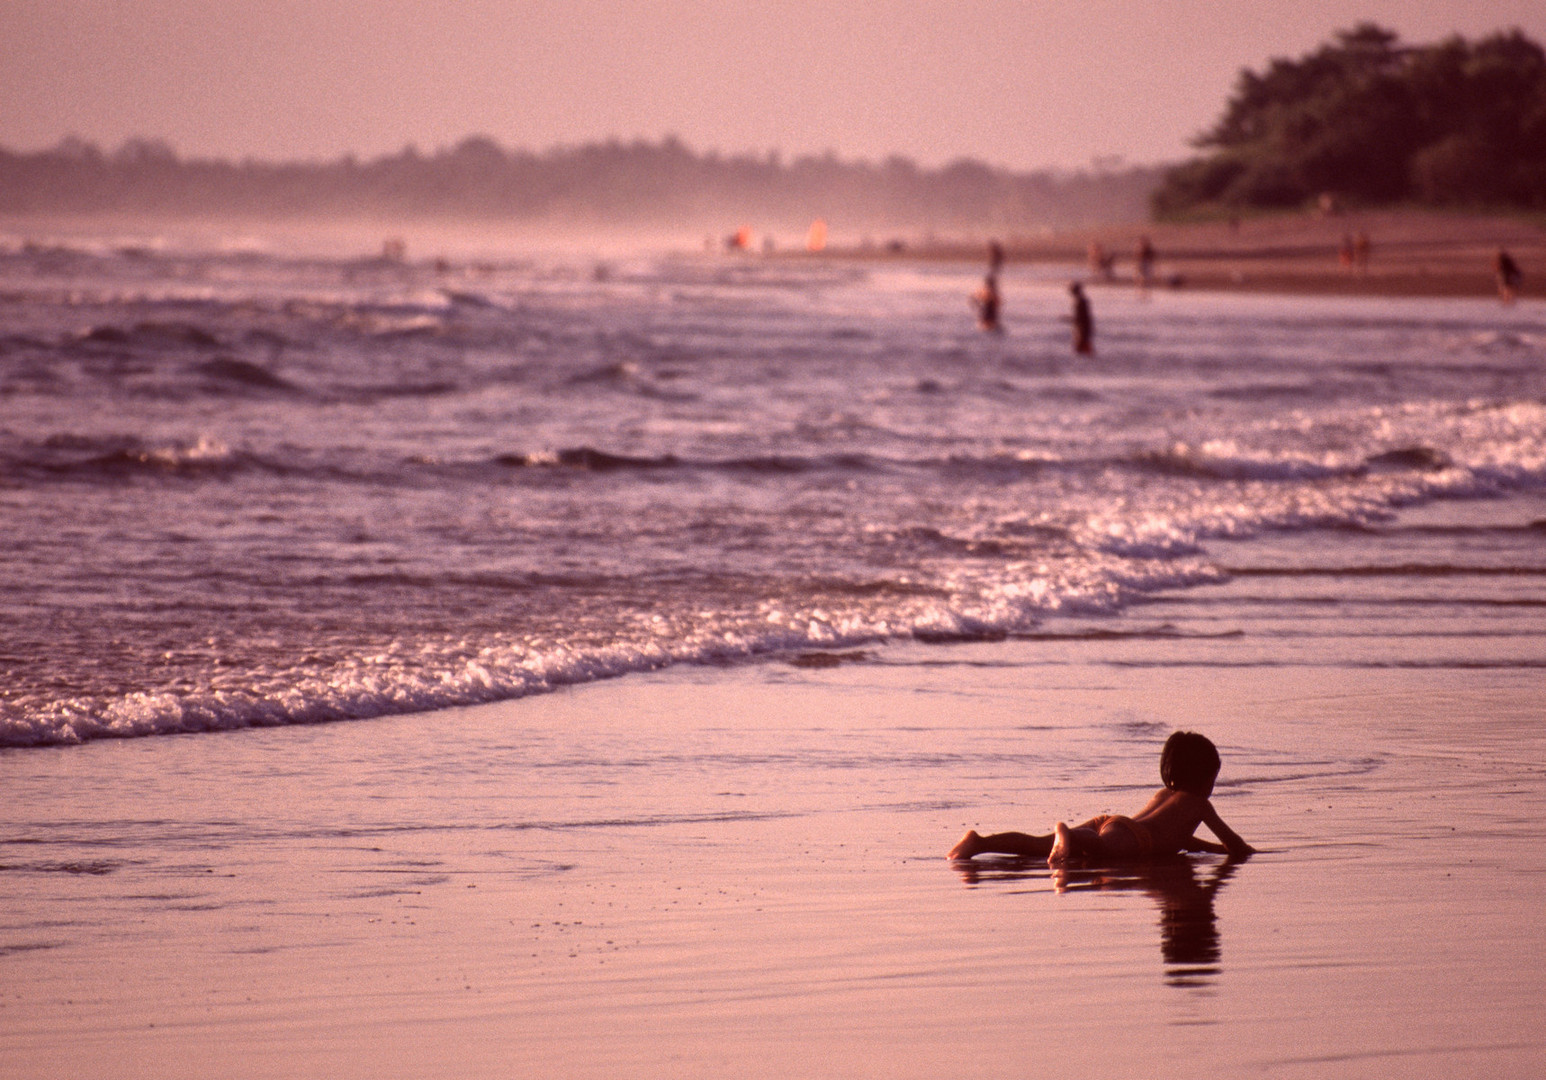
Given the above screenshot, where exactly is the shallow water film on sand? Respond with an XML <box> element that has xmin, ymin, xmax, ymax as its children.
<box><xmin>2</xmin><ymin>235</ymin><xmax>1543</xmax><ymax>745</ymax></box>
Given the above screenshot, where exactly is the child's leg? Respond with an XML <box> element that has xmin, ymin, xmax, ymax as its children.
<box><xmin>951</xmin><ymin>814</ymin><xmax>1110</xmax><ymax>859</ymax></box>
<box><xmin>948</xmin><ymin>830</ymin><xmax>1054</xmax><ymax>859</ymax></box>
<box><xmin>1048</xmin><ymin>822</ymin><xmax>1102</xmax><ymax>865</ymax></box>
<box><xmin>1048</xmin><ymin>817</ymin><xmax>1146</xmax><ymax>865</ymax></box>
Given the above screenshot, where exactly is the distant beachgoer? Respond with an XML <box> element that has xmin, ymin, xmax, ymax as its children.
<box><xmin>1353</xmin><ymin>231</ymin><xmax>1371</xmax><ymax>273</ymax></box>
<box><xmin>1338</xmin><ymin>233</ymin><xmax>1356</xmax><ymax>272</ymax></box>
<box><xmin>1069</xmin><ymin>282</ymin><xmax>1093</xmax><ymax>355</ymax></box>
<box><xmin>806</xmin><ymin>219</ymin><xmax>828</xmax><ymax>253</ymax></box>
<box><xmin>1135</xmin><ymin>235</ymin><xmax>1156</xmax><ymax>291</ymax></box>
<box><xmin>973</xmin><ymin>274</ymin><xmax>1002</xmax><ymax>332</ymax></box>
<box><xmin>725</xmin><ymin>226</ymin><xmax>753</xmax><ymax>252</ymax></box>
<box><xmin>948</xmin><ymin>731</ymin><xmax>1255</xmax><ymax>865</ymax></box>
<box><xmin>1495</xmin><ymin>248</ymin><xmax>1523</xmax><ymax>304</ymax></box>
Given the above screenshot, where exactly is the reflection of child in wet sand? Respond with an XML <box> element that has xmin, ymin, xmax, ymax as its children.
<box><xmin>948</xmin><ymin>731</ymin><xmax>1255</xmax><ymax>865</ymax></box>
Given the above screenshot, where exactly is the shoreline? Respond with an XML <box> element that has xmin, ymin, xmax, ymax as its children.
<box><xmin>5</xmin><ymin>207</ymin><xmax>1544</xmax><ymax>300</ymax></box>
<box><xmin>801</xmin><ymin>208</ymin><xmax>1546</xmax><ymax>300</ymax></box>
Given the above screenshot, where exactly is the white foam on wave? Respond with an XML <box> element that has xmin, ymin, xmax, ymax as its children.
<box><xmin>146</xmin><ymin>433</ymin><xmax>233</xmax><ymax>467</ymax></box>
<box><xmin>1156</xmin><ymin>439</ymin><xmax>1357</xmax><ymax>481</ymax></box>
<box><xmin>0</xmin><ymin>544</ymin><xmax>1229</xmax><ymax>748</ymax></box>
<box><xmin>7</xmin><ymin>407</ymin><xmax>1543</xmax><ymax>749</ymax></box>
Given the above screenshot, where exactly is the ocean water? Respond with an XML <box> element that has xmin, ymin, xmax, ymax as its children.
<box><xmin>2</xmin><ymin>233</ymin><xmax>1544</xmax><ymax>747</ymax></box>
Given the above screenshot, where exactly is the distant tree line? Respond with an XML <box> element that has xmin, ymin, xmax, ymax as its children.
<box><xmin>1154</xmin><ymin>24</ymin><xmax>1546</xmax><ymax>217</ymax></box>
<box><xmin>0</xmin><ymin>135</ymin><xmax>1160</xmax><ymax>236</ymax></box>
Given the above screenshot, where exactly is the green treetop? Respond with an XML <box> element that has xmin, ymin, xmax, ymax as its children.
<box><xmin>1153</xmin><ymin>23</ymin><xmax>1546</xmax><ymax>217</ymax></box>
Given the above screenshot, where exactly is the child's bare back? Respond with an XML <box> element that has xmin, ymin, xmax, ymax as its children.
<box><xmin>948</xmin><ymin>731</ymin><xmax>1255</xmax><ymax>865</ymax></box>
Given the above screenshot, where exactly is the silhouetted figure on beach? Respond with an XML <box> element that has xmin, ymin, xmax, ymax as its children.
<box><xmin>973</xmin><ymin>241</ymin><xmax>1005</xmax><ymax>332</ymax></box>
<box><xmin>1352</xmin><ymin>230</ymin><xmax>1371</xmax><ymax>273</ymax></box>
<box><xmin>973</xmin><ymin>274</ymin><xmax>1002</xmax><ymax>332</ymax></box>
<box><xmin>1135</xmin><ymin>235</ymin><xmax>1156</xmax><ymax>291</ymax></box>
<box><xmin>1338</xmin><ymin>233</ymin><xmax>1356</xmax><ymax>272</ymax></box>
<box><xmin>1069</xmin><ymin>282</ymin><xmax>1093</xmax><ymax>355</ymax></box>
<box><xmin>1495</xmin><ymin>248</ymin><xmax>1523</xmax><ymax>304</ymax></box>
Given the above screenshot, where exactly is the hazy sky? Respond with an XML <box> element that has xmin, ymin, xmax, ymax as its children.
<box><xmin>4</xmin><ymin>1</ymin><xmax>1545</xmax><ymax>171</ymax></box>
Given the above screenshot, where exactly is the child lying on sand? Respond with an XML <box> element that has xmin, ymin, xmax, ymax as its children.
<box><xmin>948</xmin><ymin>731</ymin><xmax>1255</xmax><ymax>865</ymax></box>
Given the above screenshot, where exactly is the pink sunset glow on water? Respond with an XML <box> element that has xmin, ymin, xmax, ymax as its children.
<box><xmin>4</xmin><ymin>5</ymin><xmax>1546</xmax><ymax>1076</ymax></box>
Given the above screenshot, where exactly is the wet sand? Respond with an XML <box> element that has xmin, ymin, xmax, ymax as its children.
<box><xmin>818</xmin><ymin>209</ymin><xmax>1546</xmax><ymax>300</ymax></box>
<box><xmin>4</xmin><ymin>498</ymin><xmax>1546</xmax><ymax>1078</ymax></box>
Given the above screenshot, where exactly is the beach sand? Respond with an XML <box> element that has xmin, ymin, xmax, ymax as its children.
<box><xmin>5</xmin><ymin>497</ymin><xmax>1546</xmax><ymax>1079</ymax></box>
<box><xmin>822</xmin><ymin>209</ymin><xmax>1546</xmax><ymax>300</ymax></box>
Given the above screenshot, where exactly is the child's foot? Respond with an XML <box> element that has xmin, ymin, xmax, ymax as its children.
<box><xmin>1047</xmin><ymin>822</ymin><xmax>1072</xmax><ymax>867</ymax></box>
<box><xmin>948</xmin><ymin>830</ymin><xmax>983</xmax><ymax>860</ymax></box>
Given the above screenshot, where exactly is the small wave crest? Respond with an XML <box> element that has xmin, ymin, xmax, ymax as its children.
<box><xmin>498</xmin><ymin>446</ymin><xmax>678</xmax><ymax>471</ymax></box>
<box><xmin>1133</xmin><ymin>443</ymin><xmax>1357</xmax><ymax>482</ymax></box>
<box><xmin>4</xmin><ymin>432</ymin><xmax>240</xmax><ymax>479</ymax></box>
<box><xmin>73</xmin><ymin>320</ymin><xmax>224</xmax><ymax>351</ymax></box>
<box><xmin>492</xmin><ymin>446</ymin><xmax>876</xmax><ymax>474</ymax></box>
<box><xmin>190</xmin><ymin>357</ymin><xmax>301</xmax><ymax>394</ymax></box>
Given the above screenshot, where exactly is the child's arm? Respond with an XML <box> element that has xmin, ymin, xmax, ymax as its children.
<box><xmin>1200</xmin><ymin>801</ymin><xmax>1256</xmax><ymax>858</ymax></box>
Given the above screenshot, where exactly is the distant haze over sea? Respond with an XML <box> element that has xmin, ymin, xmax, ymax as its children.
<box><xmin>0</xmin><ymin>136</ymin><xmax>1162</xmax><ymax>239</ymax></box>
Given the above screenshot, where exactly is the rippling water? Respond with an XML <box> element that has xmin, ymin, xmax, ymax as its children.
<box><xmin>2</xmin><ymin>235</ymin><xmax>1543</xmax><ymax>745</ymax></box>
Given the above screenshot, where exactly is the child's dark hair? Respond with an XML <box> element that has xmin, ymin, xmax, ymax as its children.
<box><xmin>1160</xmin><ymin>731</ymin><xmax>1221</xmax><ymax>794</ymax></box>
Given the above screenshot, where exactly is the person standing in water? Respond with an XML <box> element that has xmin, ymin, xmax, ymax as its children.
<box><xmin>973</xmin><ymin>240</ymin><xmax>1006</xmax><ymax>332</ymax></box>
<box><xmin>973</xmin><ymin>274</ymin><xmax>1002</xmax><ymax>332</ymax></box>
<box><xmin>1069</xmin><ymin>282</ymin><xmax>1094</xmax><ymax>355</ymax></box>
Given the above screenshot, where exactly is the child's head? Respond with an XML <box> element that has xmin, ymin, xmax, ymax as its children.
<box><xmin>1160</xmin><ymin>731</ymin><xmax>1221</xmax><ymax>795</ymax></box>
